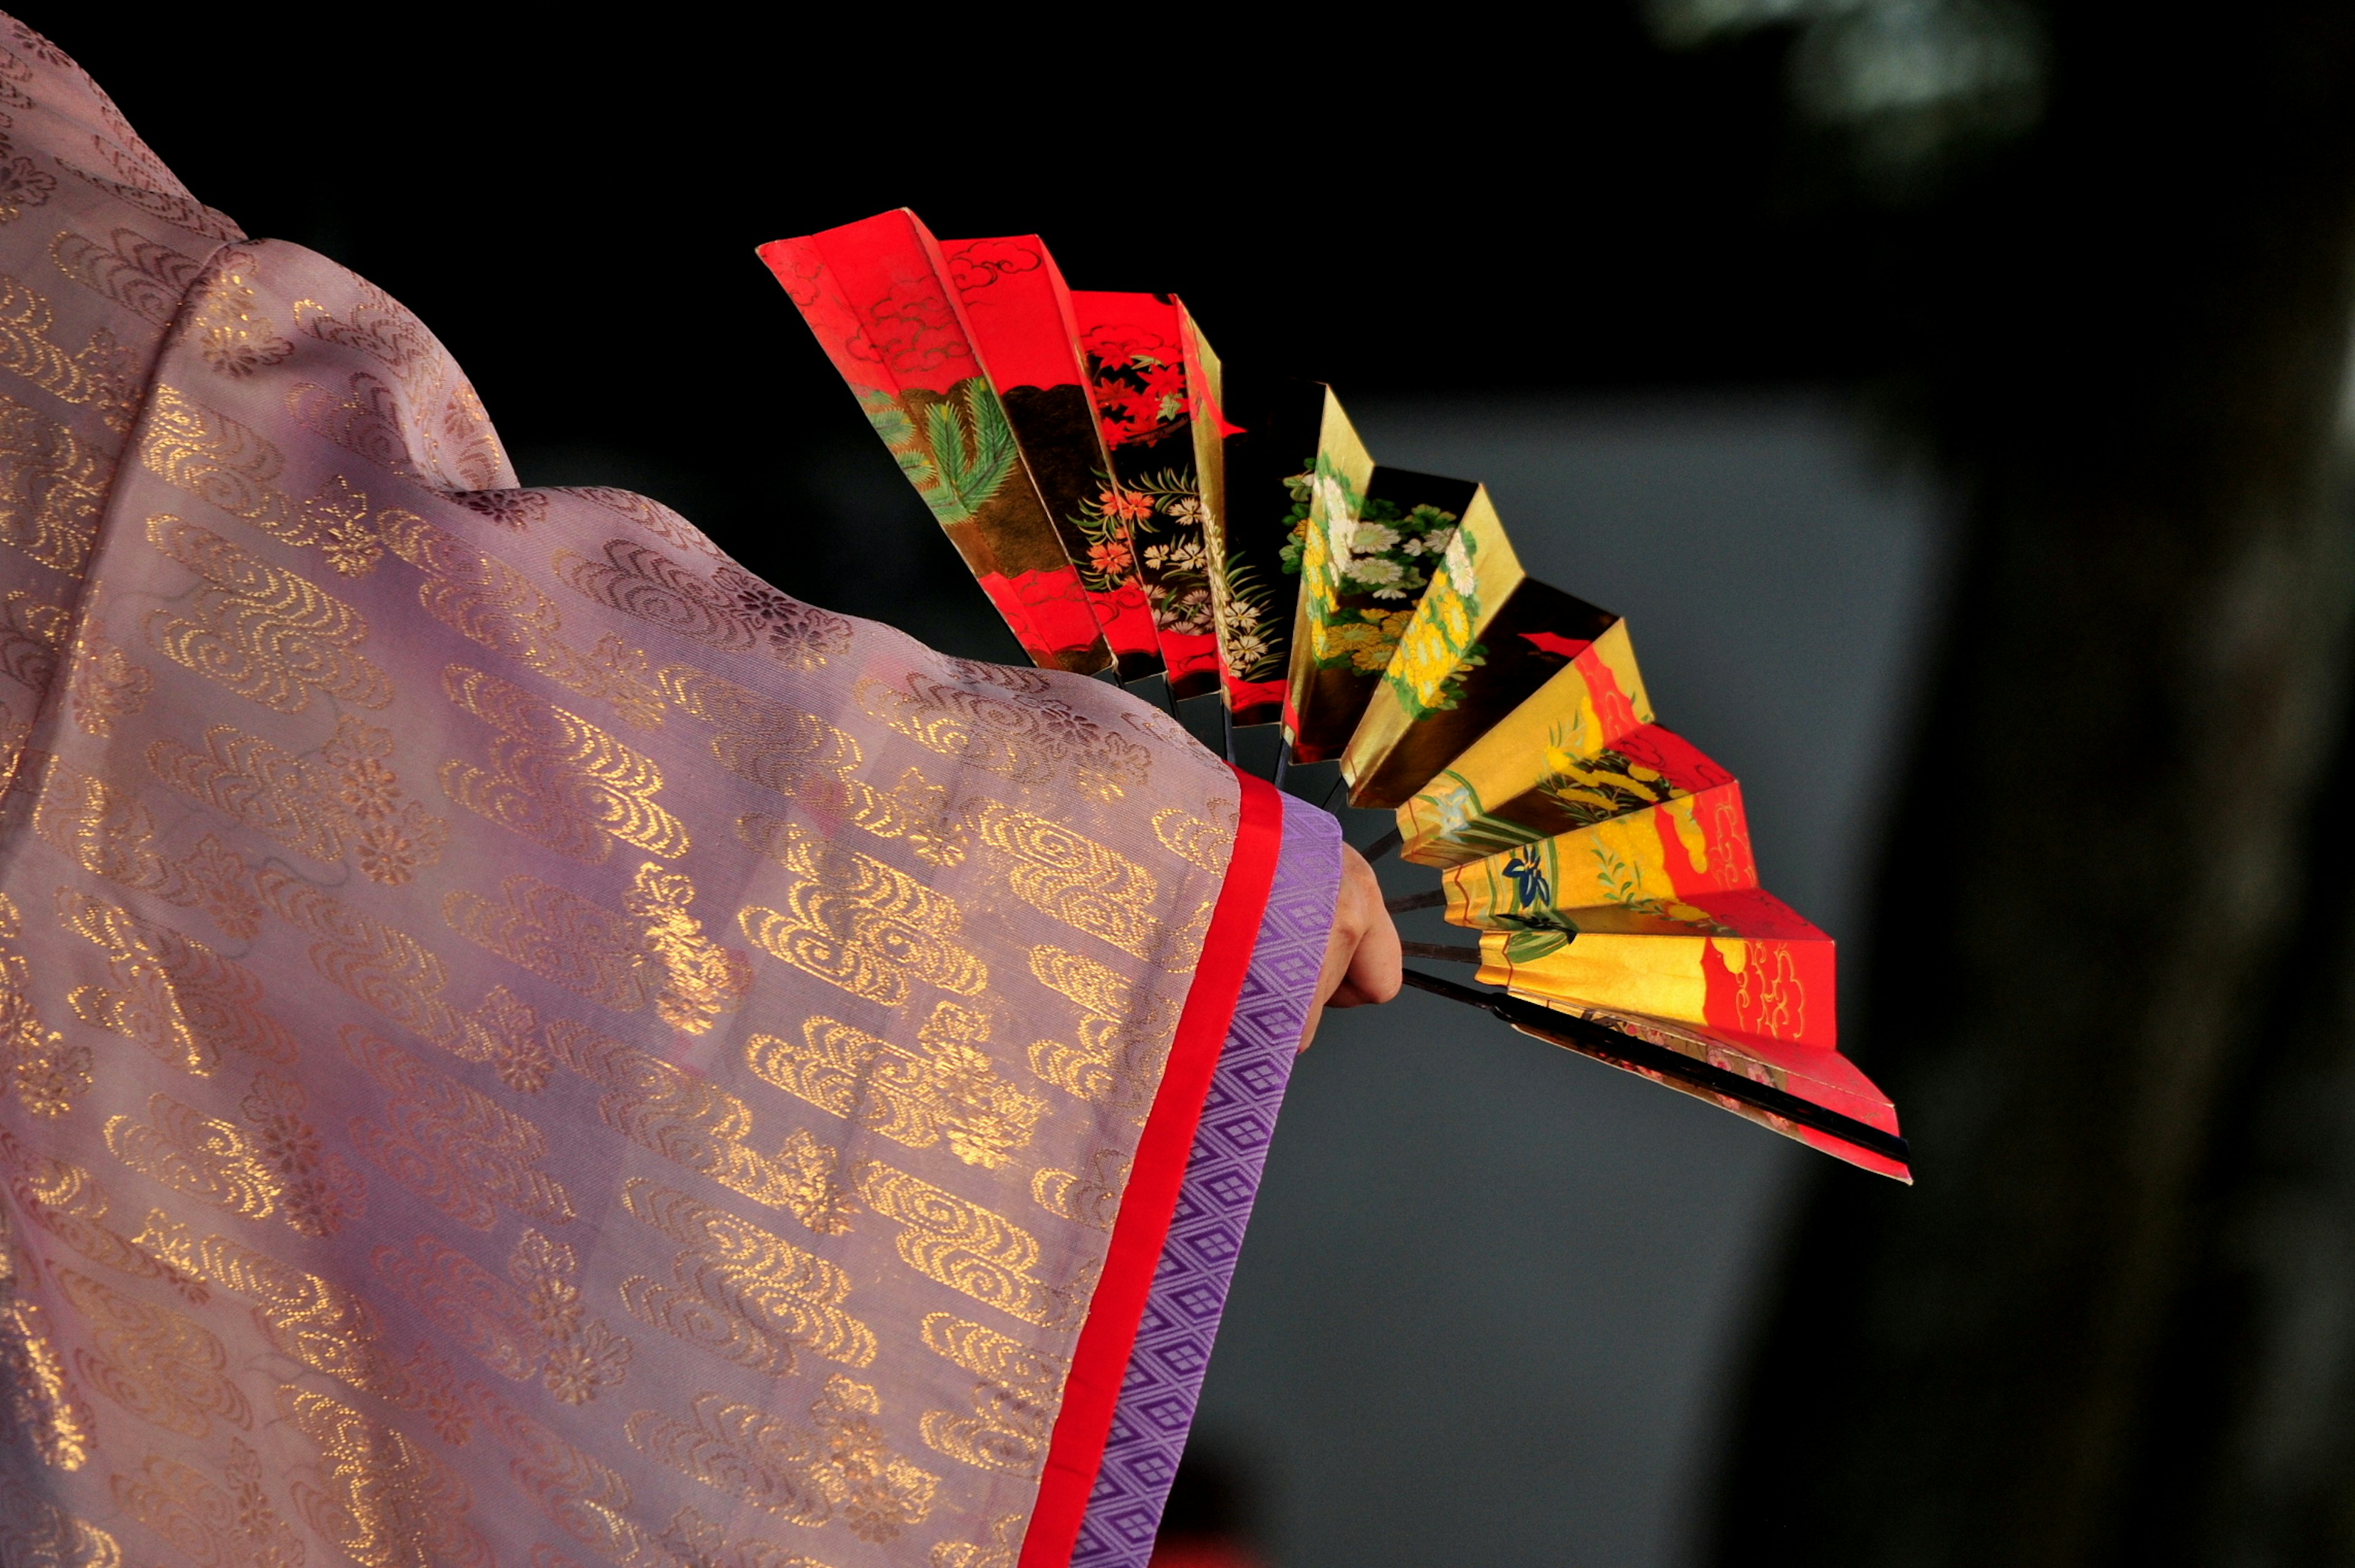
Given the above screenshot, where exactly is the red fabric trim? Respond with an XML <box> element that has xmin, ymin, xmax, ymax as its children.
<box><xmin>1017</xmin><ymin>767</ymin><xmax>1287</xmax><ymax>1568</ymax></box>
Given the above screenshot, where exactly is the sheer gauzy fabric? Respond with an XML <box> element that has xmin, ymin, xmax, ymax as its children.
<box><xmin>0</xmin><ymin>22</ymin><xmax>1342</xmax><ymax>1568</ymax></box>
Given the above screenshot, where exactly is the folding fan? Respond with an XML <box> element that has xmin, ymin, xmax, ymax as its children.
<box><xmin>761</xmin><ymin>210</ymin><xmax>1910</xmax><ymax>1183</ymax></box>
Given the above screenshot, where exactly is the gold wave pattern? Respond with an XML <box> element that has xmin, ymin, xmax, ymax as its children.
<box><xmin>0</xmin><ymin>1228</ymin><xmax>93</xmax><ymax>1470</ymax></box>
<box><xmin>107</xmin><ymin>1439</ymin><xmax>302</xmax><ymax>1568</ymax></box>
<box><xmin>1026</xmin><ymin>944</ymin><xmax>1181</xmax><ymax>1111</ymax></box>
<box><xmin>917</xmin><ymin>1312</ymin><xmax>1063</xmax><ymax>1478</ymax></box>
<box><xmin>279</xmin><ymin>1384</ymin><xmax>492</xmax><ymax>1568</ymax></box>
<box><xmin>104</xmin><ymin>1093</ymin><xmax>277</xmax><ymax>1220</ymax></box>
<box><xmin>50</xmin><ymin>225</ymin><xmax>204</xmax><ymax>326</ymax></box>
<box><xmin>546</xmin><ymin>1019</ymin><xmax>850</xmax><ymax>1233</ymax></box>
<box><xmin>33</xmin><ymin>756</ymin><xmax>261</xmax><ymax>938</ymax></box>
<box><xmin>0</xmin><ymin>386</ymin><xmax>111</xmax><ymax>573</ymax></box>
<box><xmin>53</xmin><ymin>1267</ymin><xmax>248</xmax><ymax>1438</ymax></box>
<box><xmin>445</xmin><ymin>862</ymin><xmax>746</xmax><ymax>1034</ymax></box>
<box><xmin>856</xmin><ymin>670</ymin><xmax>1151</xmax><ymax>802</ymax></box>
<box><xmin>618</xmin><ymin>1177</ymin><xmax>877</xmax><ymax>1377</ymax></box>
<box><xmin>0</xmin><ymin>885</ymin><xmax>86</xmax><ymax>1117</ymax></box>
<box><xmin>626</xmin><ymin>1376</ymin><xmax>940</xmax><ymax>1542</ymax></box>
<box><xmin>143</xmin><ymin>514</ymin><xmax>391</xmax><ymax>711</ymax></box>
<box><xmin>59</xmin><ymin>889</ymin><xmax>299</xmax><ymax>1074</ymax></box>
<box><xmin>373</xmin><ymin>1226</ymin><xmax>629</xmax><ymax>1405</ymax></box>
<box><xmin>381</xmin><ymin>510</ymin><xmax>664</xmax><ymax>727</ymax></box>
<box><xmin>140</xmin><ymin>386</ymin><xmax>389</xmax><ymax>575</ymax></box>
<box><xmin>738</xmin><ymin>819</ymin><xmax>986</xmax><ymax>1006</ymax></box>
<box><xmin>340</xmin><ymin>1025</ymin><xmax>574</xmax><ymax>1231</ymax></box>
<box><xmin>853</xmin><ymin>1163</ymin><xmax>1075</xmax><ymax>1329</ymax></box>
<box><xmin>0</xmin><ymin>1469</ymin><xmax>121</xmax><ymax>1568</ymax></box>
<box><xmin>256</xmin><ymin>870</ymin><xmax>464</xmax><ymax>1049</ymax></box>
<box><xmin>440</xmin><ymin>664</ymin><xmax>686</xmax><ymax>863</ymax></box>
<box><xmin>557</xmin><ymin>537</ymin><xmax>852</xmax><ymax>667</ymax></box>
<box><xmin>0</xmin><ymin>271</ymin><xmax>136</xmax><ymax>430</ymax></box>
<box><xmin>749</xmin><ymin>1002</ymin><xmax>1044</xmax><ymax>1171</ymax></box>
<box><xmin>0</xmin><ymin>1130</ymin><xmax>203</xmax><ymax>1304</ymax></box>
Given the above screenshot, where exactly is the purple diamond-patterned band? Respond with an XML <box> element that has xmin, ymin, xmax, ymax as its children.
<box><xmin>1069</xmin><ymin>790</ymin><xmax>1342</xmax><ymax>1565</ymax></box>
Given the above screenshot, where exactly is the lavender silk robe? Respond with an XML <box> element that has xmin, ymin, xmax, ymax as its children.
<box><xmin>0</xmin><ymin>21</ymin><xmax>1341</xmax><ymax>1568</ymax></box>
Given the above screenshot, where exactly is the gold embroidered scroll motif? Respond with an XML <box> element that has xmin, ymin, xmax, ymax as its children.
<box><xmin>856</xmin><ymin>670</ymin><xmax>1151</xmax><ymax>801</ymax></box>
<box><xmin>339</xmin><ymin>1025</ymin><xmax>573</xmax><ymax>1231</ymax></box>
<box><xmin>0</xmin><ymin>1469</ymin><xmax>120</xmax><ymax>1568</ymax></box>
<box><xmin>0</xmin><ymin>889</ymin><xmax>84</xmax><ymax>1115</ymax></box>
<box><xmin>278</xmin><ymin>1384</ymin><xmax>492</xmax><ymax>1568</ymax></box>
<box><xmin>852</xmin><ymin>1164</ymin><xmax>1074</xmax><ymax>1329</ymax></box>
<box><xmin>33</xmin><ymin>757</ymin><xmax>260</xmax><ymax>938</ymax></box>
<box><xmin>53</xmin><ymin>1268</ymin><xmax>248</xmax><ymax>1437</ymax></box>
<box><xmin>0</xmin><ymin>1226</ymin><xmax>93</xmax><ymax>1469</ymax></box>
<box><xmin>917</xmin><ymin>1314</ymin><xmax>1063</xmax><ymax>1478</ymax></box>
<box><xmin>557</xmin><ymin>538</ymin><xmax>853</xmax><ymax>669</ymax></box>
<box><xmin>446</xmin><ymin>862</ymin><xmax>748</xmax><ymax>1033</ymax></box>
<box><xmin>50</xmin><ymin>226</ymin><xmax>205</xmax><ymax>327</ymax></box>
<box><xmin>0</xmin><ymin>387</ymin><xmax>110</xmax><ymax>573</ymax></box>
<box><xmin>546</xmin><ymin>1019</ymin><xmax>851</xmax><ymax>1233</ymax></box>
<box><xmin>140</xmin><ymin>387</ymin><xmax>386</xmax><ymax>575</ymax></box>
<box><xmin>617</xmin><ymin>1177</ymin><xmax>877</xmax><ymax>1376</ymax></box>
<box><xmin>439</xmin><ymin>664</ymin><xmax>686</xmax><ymax>863</ymax></box>
<box><xmin>931</xmin><ymin>1514</ymin><xmax>1027</xmax><ymax>1568</ymax></box>
<box><xmin>739</xmin><ymin>821</ymin><xmax>987</xmax><ymax>1006</ymax></box>
<box><xmin>626</xmin><ymin>1376</ymin><xmax>940</xmax><ymax>1542</ymax></box>
<box><xmin>148</xmin><ymin>713</ymin><xmax>446</xmax><ymax>885</ymax></box>
<box><xmin>142</xmin><ymin>514</ymin><xmax>390</xmax><ymax>711</ymax></box>
<box><xmin>381</xmin><ymin>510</ymin><xmax>664</xmax><ymax>727</ymax></box>
<box><xmin>0</xmin><ymin>272</ymin><xmax>136</xmax><ymax>432</ymax></box>
<box><xmin>58</xmin><ymin>890</ymin><xmax>299</xmax><ymax>1073</ymax></box>
<box><xmin>107</xmin><ymin>1439</ymin><xmax>304</xmax><ymax>1568</ymax></box>
<box><xmin>373</xmin><ymin>1227</ymin><xmax>629</xmax><ymax>1405</ymax></box>
<box><xmin>1025</xmin><ymin>945</ymin><xmax>1182</xmax><ymax>1111</ymax></box>
<box><xmin>750</xmin><ymin>1006</ymin><xmax>1045</xmax><ymax>1170</ymax></box>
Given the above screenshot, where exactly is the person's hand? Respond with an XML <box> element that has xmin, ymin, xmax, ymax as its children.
<box><xmin>1300</xmin><ymin>843</ymin><xmax>1402</xmax><ymax>1049</ymax></box>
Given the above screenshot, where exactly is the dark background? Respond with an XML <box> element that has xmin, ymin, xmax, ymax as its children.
<box><xmin>45</xmin><ymin>5</ymin><xmax>2355</xmax><ymax>1566</ymax></box>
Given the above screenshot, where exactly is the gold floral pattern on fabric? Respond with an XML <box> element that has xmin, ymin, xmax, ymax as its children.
<box><xmin>557</xmin><ymin>537</ymin><xmax>854</xmax><ymax>668</ymax></box>
<box><xmin>140</xmin><ymin>389</ymin><xmax>389</xmax><ymax>575</ymax></box>
<box><xmin>546</xmin><ymin>1020</ymin><xmax>852</xmax><ymax>1233</ymax></box>
<box><xmin>285</xmin><ymin>369</ymin><xmax>410</xmax><ymax>475</ymax></box>
<box><xmin>149</xmin><ymin>714</ymin><xmax>447</xmax><ymax>885</ymax></box>
<box><xmin>49</xmin><ymin>226</ymin><xmax>204</xmax><ymax>327</ymax></box>
<box><xmin>917</xmin><ymin>1314</ymin><xmax>1062</xmax><ymax>1477</ymax></box>
<box><xmin>738</xmin><ymin>820</ymin><xmax>987</xmax><ymax>1006</ymax></box>
<box><xmin>33</xmin><ymin>757</ymin><xmax>261</xmax><ymax>939</ymax></box>
<box><xmin>852</xmin><ymin>1163</ymin><xmax>1076</xmax><ymax>1329</ymax></box>
<box><xmin>626</xmin><ymin>1376</ymin><xmax>940</xmax><ymax>1542</ymax></box>
<box><xmin>53</xmin><ymin>1268</ymin><xmax>248</xmax><ymax>1437</ymax></box>
<box><xmin>749</xmin><ymin>1006</ymin><xmax>1044</xmax><ymax>1170</ymax></box>
<box><xmin>1025</xmin><ymin>945</ymin><xmax>1181</xmax><ymax>1111</ymax></box>
<box><xmin>856</xmin><ymin>670</ymin><xmax>1151</xmax><ymax>801</ymax></box>
<box><xmin>101</xmin><ymin>1071</ymin><xmax>359</xmax><ymax>1237</ymax></box>
<box><xmin>58</xmin><ymin>890</ymin><xmax>299</xmax><ymax>1073</ymax></box>
<box><xmin>616</xmin><ymin>1177</ymin><xmax>878</xmax><ymax>1377</ymax></box>
<box><xmin>142</xmin><ymin>514</ymin><xmax>390</xmax><ymax>711</ymax></box>
<box><xmin>339</xmin><ymin>1025</ymin><xmax>573</xmax><ymax>1231</ymax></box>
<box><xmin>382</xmin><ymin>510</ymin><xmax>664</xmax><ymax>727</ymax></box>
<box><xmin>0</xmin><ymin>272</ymin><xmax>135</xmax><ymax>432</ymax></box>
<box><xmin>440</xmin><ymin>664</ymin><xmax>686</xmax><ymax>863</ymax></box>
<box><xmin>446</xmin><ymin>862</ymin><xmax>748</xmax><ymax>1033</ymax></box>
<box><xmin>175</xmin><ymin>251</ymin><xmax>292</xmax><ymax>379</ymax></box>
<box><xmin>107</xmin><ymin>1438</ymin><xmax>304</xmax><ymax>1568</ymax></box>
<box><xmin>373</xmin><ymin>1227</ymin><xmax>629</xmax><ymax>1405</ymax></box>
<box><xmin>0</xmin><ymin>388</ymin><xmax>110</xmax><ymax>573</ymax></box>
<box><xmin>278</xmin><ymin>1384</ymin><xmax>492</xmax><ymax>1568</ymax></box>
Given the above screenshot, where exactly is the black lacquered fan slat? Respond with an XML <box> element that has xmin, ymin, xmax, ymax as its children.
<box><xmin>1398</xmin><ymin>968</ymin><xmax>1911</xmax><ymax>1165</ymax></box>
